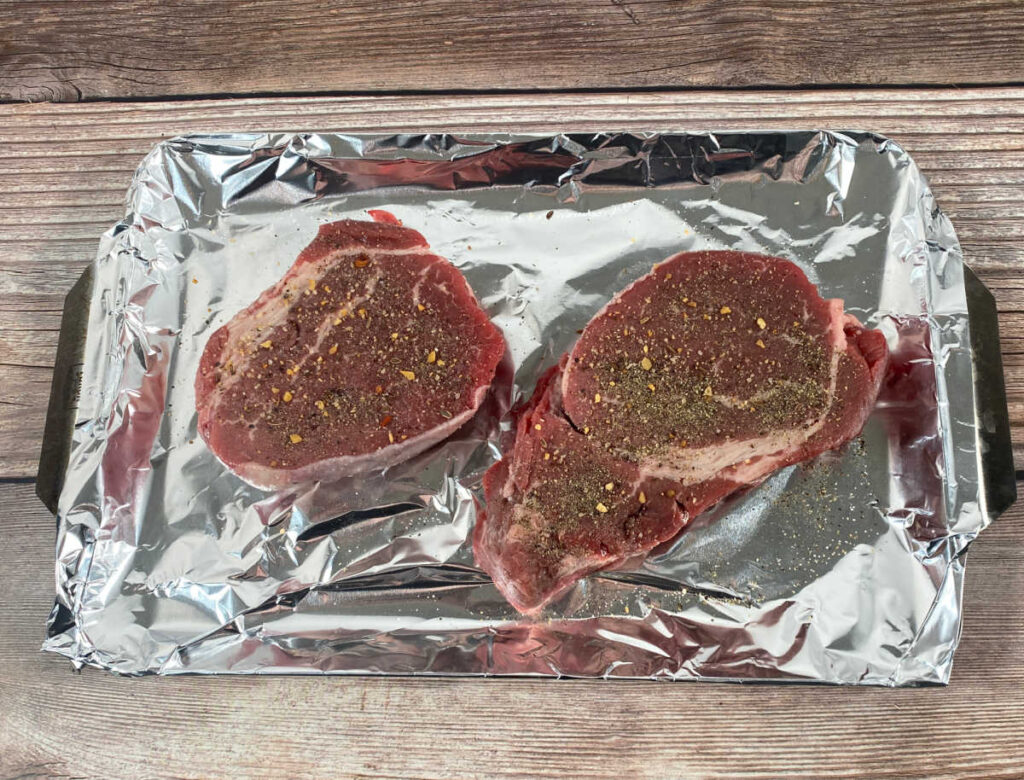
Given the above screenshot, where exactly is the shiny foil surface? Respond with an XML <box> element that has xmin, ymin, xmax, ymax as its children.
<box><xmin>42</xmin><ymin>132</ymin><xmax>1012</xmax><ymax>683</ymax></box>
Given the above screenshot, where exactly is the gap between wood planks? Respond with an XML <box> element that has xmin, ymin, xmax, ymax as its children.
<box><xmin>5</xmin><ymin>80</ymin><xmax>1024</xmax><ymax>107</ymax></box>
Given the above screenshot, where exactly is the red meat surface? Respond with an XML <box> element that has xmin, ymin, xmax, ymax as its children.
<box><xmin>476</xmin><ymin>250</ymin><xmax>888</xmax><ymax>614</ymax></box>
<box><xmin>196</xmin><ymin>212</ymin><xmax>504</xmax><ymax>489</ymax></box>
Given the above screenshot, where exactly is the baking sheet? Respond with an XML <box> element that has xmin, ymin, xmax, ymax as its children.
<box><xmin>40</xmin><ymin>131</ymin><xmax>1015</xmax><ymax>683</ymax></box>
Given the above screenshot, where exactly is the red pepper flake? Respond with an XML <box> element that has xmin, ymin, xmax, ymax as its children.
<box><xmin>380</xmin><ymin>414</ymin><xmax>393</xmax><ymax>427</ymax></box>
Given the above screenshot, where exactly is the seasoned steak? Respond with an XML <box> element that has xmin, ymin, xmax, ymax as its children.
<box><xmin>475</xmin><ymin>362</ymin><xmax>687</xmax><ymax>611</ymax></box>
<box><xmin>476</xmin><ymin>250</ymin><xmax>888</xmax><ymax>614</ymax></box>
<box><xmin>196</xmin><ymin>212</ymin><xmax>504</xmax><ymax>489</ymax></box>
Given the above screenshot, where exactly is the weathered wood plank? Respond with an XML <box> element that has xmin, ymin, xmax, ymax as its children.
<box><xmin>1</xmin><ymin>89</ymin><xmax>1023</xmax><ymax>477</ymax></box>
<box><xmin>2</xmin><ymin>0</ymin><xmax>1024</xmax><ymax>102</ymax></box>
<box><xmin>1</xmin><ymin>481</ymin><xmax>1021</xmax><ymax>779</ymax></box>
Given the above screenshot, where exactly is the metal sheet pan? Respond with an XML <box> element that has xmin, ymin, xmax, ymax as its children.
<box><xmin>39</xmin><ymin>132</ymin><xmax>1016</xmax><ymax>683</ymax></box>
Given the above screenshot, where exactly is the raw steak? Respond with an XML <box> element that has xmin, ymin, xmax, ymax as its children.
<box><xmin>196</xmin><ymin>211</ymin><xmax>504</xmax><ymax>489</ymax></box>
<box><xmin>475</xmin><ymin>250</ymin><xmax>888</xmax><ymax>614</ymax></box>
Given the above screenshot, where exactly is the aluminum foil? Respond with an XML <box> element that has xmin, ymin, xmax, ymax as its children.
<box><xmin>41</xmin><ymin>132</ymin><xmax>1015</xmax><ymax>683</ymax></box>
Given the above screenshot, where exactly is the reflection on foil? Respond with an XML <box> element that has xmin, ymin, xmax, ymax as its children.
<box><xmin>42</xmin><ymin>132</ymin><xmax>1013</xmax><ymax>684</ymax></box>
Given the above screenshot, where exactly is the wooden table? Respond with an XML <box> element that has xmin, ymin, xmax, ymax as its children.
<box><xmin>2</xmin><ymin>4</ymin><xmax>1023</xmax><ymax>778</ymax></box>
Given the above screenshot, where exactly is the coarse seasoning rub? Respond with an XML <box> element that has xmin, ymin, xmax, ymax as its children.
<box><xmin>475</xmin><ymin>250</ymin><xmax>888</xmax><ymax>614</ymax></box>
<box><xmin>196</xmin><ymin>212</ymin><xmax>504</xmax><ymax>489</ymax></box>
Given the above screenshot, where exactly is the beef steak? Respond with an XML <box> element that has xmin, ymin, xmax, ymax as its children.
<box><xmin>196</xmin><ymin>211</ymin><xmax>504</xmax><ymax>489</ymax></box>
<box><xmin>475</xmin><ymin>250</ymin><xmax>888</xmax><ymax>614</ymax></box>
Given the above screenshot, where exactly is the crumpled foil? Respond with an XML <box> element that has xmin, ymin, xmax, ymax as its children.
<box><xmin>41</xmin><ymin>131</ymin><xmax>1014</xmax><ymax>683</ymax></box>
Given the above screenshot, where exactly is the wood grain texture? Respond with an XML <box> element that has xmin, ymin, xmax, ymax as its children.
<box><xmin>1</xmin><ymin>0</ymin><xmax>1024</xmax><ymax>102</ymax></box>
<box><xmin>0</xmin><ymin>480</ymin><xmax>1021</xmax><ymax>779</ymax></box>
<box><xmin>2</xmin><ymin>88</ymin><xmax>1024</xmax><ymax>477</ymax></box>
